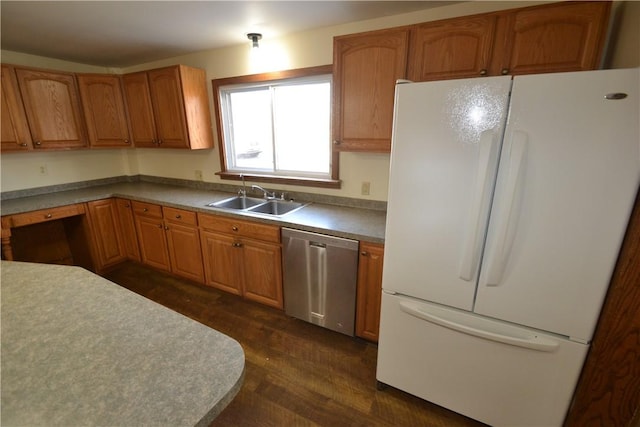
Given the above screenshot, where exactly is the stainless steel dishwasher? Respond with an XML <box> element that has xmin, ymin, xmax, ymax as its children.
<box><xmin>282</xmin><ymin>228</ymin><xmax>359</xmax><ymax>336</ymax></box>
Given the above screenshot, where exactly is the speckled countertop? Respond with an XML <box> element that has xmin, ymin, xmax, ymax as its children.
<box><xmin>1</xmin><ymin>260</ymin><xmax>245</xmax><ymax>426</ymax></box>
<box><xmin>1</xmin><ymin>180</ymin><xmax>387</xmax><ymax>243</ymax></box>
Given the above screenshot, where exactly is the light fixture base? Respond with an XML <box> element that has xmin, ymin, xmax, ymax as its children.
<box><xmin>247</xmin><ymin>33</ymin><xmax>262</xmax><ymax>48</ymax></box>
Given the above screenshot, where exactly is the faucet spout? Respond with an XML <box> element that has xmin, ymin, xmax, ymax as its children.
<box><xmin>251</xmin><ymin>184</ymin><xmax>275</xmax><ymax>199</ymax></box>
<box><xmin>238</xmin><ymin>174</ymin><xmax>247</xmax><ymax>197</ymax></box>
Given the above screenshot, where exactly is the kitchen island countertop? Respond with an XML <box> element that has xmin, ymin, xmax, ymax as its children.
<box><xmin>1</xmin><ymin>260</ymin><xmax>245</xmax><ymax>426</ymax></box>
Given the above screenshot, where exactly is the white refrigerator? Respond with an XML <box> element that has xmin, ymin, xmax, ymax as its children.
<box><xmin>376</xmin><ymin>68</ymin><xmax>639</xmax><ymax>426</ymax></box>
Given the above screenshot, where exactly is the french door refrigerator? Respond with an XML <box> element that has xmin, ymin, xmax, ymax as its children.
<box><xmin>376</xmin><ymin>68</ymin><xmax>639</xmax><ymax>426</ymax></box>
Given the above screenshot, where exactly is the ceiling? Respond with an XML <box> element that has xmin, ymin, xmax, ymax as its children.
<box><xmin>1</xmin><ymin>1</ymin><xmax>455</xmax><ymax>68</ymax></box>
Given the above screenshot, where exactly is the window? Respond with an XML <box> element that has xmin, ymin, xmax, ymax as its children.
<box><xmin>212</xmin><ymin>65</ymin><xmax>339</xmax><ymax>188</ymax></box>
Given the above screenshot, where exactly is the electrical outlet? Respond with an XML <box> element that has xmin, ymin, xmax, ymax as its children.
<box><xmin>39</xmin><ymin>165</ymin><xmax>48</xmax><ymax>176</ymax></box>
<box><xmin>361</xmin><ymin>181</ymin><xmax>371</xmax><ymax>196</ymax></box>
<box><xmin>195</xmin><ymin>170</ymin><xmax>203</xmax><ymax>181</ymax></box>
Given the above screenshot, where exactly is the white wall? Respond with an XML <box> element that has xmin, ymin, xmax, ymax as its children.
<box><xmin>2</xmin><ymin>1</ymin><xmax>638</xmax><ymax>199</ymax></box>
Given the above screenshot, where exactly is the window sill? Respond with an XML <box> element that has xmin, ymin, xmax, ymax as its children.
<box><xmin>217</xmin><ymin>171</ymin><xmax>341</xmax><ymax>189</ymax></box>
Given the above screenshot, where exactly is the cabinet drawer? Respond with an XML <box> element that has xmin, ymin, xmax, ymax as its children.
<box><xmin>8</xmin><ymin>204</ymin><xmax>86</xmax><ymax>228</ymax></box>
<box><xmin>198</xmin><ymin>213</ymin><xmax>280</xmax><ymax>243</ymax></box>
<box><xmin>163</xmin><ymin>206</ymin><xmax>197</xmax><ymax>226</ymax></box>
<box><xmin>131</xmin><ymin>201</ymin><xmax>163</xmax><ymax>218</ymax></box>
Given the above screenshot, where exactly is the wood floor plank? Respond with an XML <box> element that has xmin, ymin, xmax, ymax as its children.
<box><xmin>104</xmin><ymin>261</ymin><xmax>485</xmax><ymax>427</ymax></box>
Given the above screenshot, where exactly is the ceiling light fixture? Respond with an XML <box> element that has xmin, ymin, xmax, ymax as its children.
<box><xmin>247</xmin><ymin>33</ymin><xmax>262</xmax><ymax>48</ymax></box>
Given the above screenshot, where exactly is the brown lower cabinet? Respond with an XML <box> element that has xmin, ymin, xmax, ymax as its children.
<box><xmin>114</xmin><ymin>198</ymin><xmax>140</xmax><ymax>262</ymax></box>
<box><xmin>86</xmin><ymin>199</ymin><xmax>127</xmax><ymax>271</ymax></box>
<box><xmin>163</xmin><ymin>206</ymin><xmax>204</xmax><ymax>283</ymax></box>
<box><xmin>199</xmin><ymin>213</ymin><xmax>283</xmax><ymax>309</ymax></box>
<box><xmin>133</xmin><ymin>202</ymin><xmax>171</xmax><ymax>272</ymax></box>
<box><xmin>355</xmin><ymin>242</ymin><xmax>384</xmax><ymax>342</ymax></box>
<box><xmin>131</xmin><ymin>201</ymin><xmax>204</xmax><ymax>282</ymax></box>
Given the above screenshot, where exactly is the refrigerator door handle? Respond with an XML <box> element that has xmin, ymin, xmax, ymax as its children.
<box><xmin>484</xmin><ymin>131</ymin><xmax>528</xmax><ymax>286</ymax></box>
<box><xmin>459</xmin><ymin>129</ymin><xmax>501</xmax><ymax>281</ymax></box>
<box><xmin>399</xmin><ymin>301</ymin><xmax>559</xmax><ymax>352</ymax></box>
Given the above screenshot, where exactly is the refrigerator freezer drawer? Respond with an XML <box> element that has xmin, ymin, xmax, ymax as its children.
<box><xmin>376</xmin><ymin>292</ymin><xmax>588</xmax><ymax>427</ymax></box>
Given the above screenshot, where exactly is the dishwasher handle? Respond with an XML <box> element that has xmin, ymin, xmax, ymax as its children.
<box><xmin>309</xmin><ymin>241</ymin><xmax>327</xmax><ymax>248</ymax></box>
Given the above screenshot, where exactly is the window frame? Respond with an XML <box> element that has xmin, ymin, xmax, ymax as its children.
<box><xmin>212</xmin><ymin>65</ymin><xmax>339</xmax><ymax>189</ymax></box>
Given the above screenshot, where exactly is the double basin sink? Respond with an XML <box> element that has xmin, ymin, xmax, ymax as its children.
<box><xmin>207</xmin><ymin>196</ymin><xmax>308</xmax><ymax>217</ymax></box>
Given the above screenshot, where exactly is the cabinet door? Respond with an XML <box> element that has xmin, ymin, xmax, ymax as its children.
<box><xmin>87</xmin><ymin>199</ymin><xmax>127</xmax><ymax>270</ymax></box>
<box><xmin>134</xmin><ymin>216</ymin><xmax>171</xmax><ymax>272</ymax></box>
<box><xmin>77</xmin><ymin>74</ymin><xmax>131</xmax><ymax>147</ymax></box>
<box><xmin>333</xmin><ymin>29</ymin><xmax>409</xmax><ymax>152</ymax></box>
<box><xmin>122</xmin><ymin>72</ymin><xmax>157</xmax><ymax>147</ymax></box>
<box><xmin>1</xmin><ymin>64</ymin><xmax>32</xmax><ymax>152</ymax></box>
<box><xmin>356</xmin><ymin>242</ymin><xmax>384</xmax><ymax>342</ymax></box>
<box><xmin>408</xmin><ymin>15</ymin><xmax>497</xmax><ymax>82</ymax></box>
<box><xmin>147</xmin><ymin>66</ymin><xmax>189</xmax><ymax>148</ymax></box>
<box><xmin>200</xmin><ymin>230</ymin><xmax>243</xmax><ymax>295</ymax></box>
<box><xmin>15</xmin><ymin>68</ymin><xmax>88</xmax><ymax>149</ymax></box>
<box><xmin>242</xmin><ymin>239</ymin><xmax>283</xmax><ymax>309</ymax></box>
<box><xmin>492</xmin><ymin>1</ymin><xmax>611</xmax><ymax>76</ymax></box>
<box><xmin>165</xmin><ymin>222</ymin><xmax>204</xmax><ymax>283</ymax></box>
<box><xmin>115</xmin><ymin>198</ymin><xmax>140</xmax><ymax>261</ymax></box>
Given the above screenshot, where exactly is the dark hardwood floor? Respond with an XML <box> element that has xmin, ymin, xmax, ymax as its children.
<box><xmin>104</xmin><ymin>262</ymin><xmax>485</xmax><ymax>427</ymax></box>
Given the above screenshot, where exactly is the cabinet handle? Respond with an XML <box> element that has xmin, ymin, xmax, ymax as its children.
<box><xmin>232</xmin><ymin>226</ymin><xmax>239</xmax><ymax>231</ymax></box>
<box><xmin>175</xmin><ymin>214</ymin><xmax>181</xmax><ymax>219</ymax></box>
<box><xmin>45</xmin><ymin>213</ymin><xmax>53</xmax><ymax>219</ymax></box>
<box><xmin>501</xmin><ymin>68</ymin><xmax>509</xmax><ymax>75</ymax></box>
<box><xmin>479</xmin><ymin>69</ymin><xmax>487</xmax><ymax>76</ymax></box>
<box><xmin>333</xmin><ymin>140</ymin><xmax>341</xmax><ymax>145</ymax></box>
<box><xmin>34</xmin><ymin>141</ymin><xmax>42</xmax><ymax>146</ymax></box>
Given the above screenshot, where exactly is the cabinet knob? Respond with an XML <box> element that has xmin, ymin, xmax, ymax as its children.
<box><xmin>124</xmin><ymin>204</ymin><xmax>130</xmax><ymax>208</ymax></box>
<box><xmin>45</xmin><ymin>213</ymin><xmax>52</xmax><ymax>219</ymax></box>
<box><xmin>361</xmin><ymin>251</ymin><xmax>368</xmax><ymax>256</ymax></box>
<box><xmin>19</xmin><ymin>143</ymin><xmax>28</xmax><ymax>147</ymax></box>
<box><xmin>143</xmin><ymin>208</ymin><xmax>148</xmax><ymax>212</ymax></box>
<box><xmin>501</xmin><ymin>68</ymin><xmax>509</xmax><ymax>75</ymax></box>
<box><xmin>158</xmin><ymin>224</ymin><xmax>163</xmax><ymax>229</ymax></box>
<box><xmin>175</xmin><ymin>214</ymin><xmax>181</xmax><ymax>219</ymax></box>
<box><xmin>35</xmin><ymin>141</ymin><xmax>42</xmax><ymax>146</ymax></box>
<box><xmin>232</xmin><ymin>242</ymin><xmax>243</xmax><ymax>248</ymax></box>
<box><xmin>157</xmin><ymin>139</ymin><xmax>163</xmax><ymax>145</ymax></box>
<box><xmin>124</xmin><ymin>139</ymin><xmax>130</xmax><ymax>144</ymax></box>
<box><xmin>479</xmin><ymin>69</ymin><xmax>487</xmax><ymax>76</ymax></box>
<box><xmin>333</xmin><ymin>140</ymin><xmax>341</xmax><ymax>145</ymax></box>
<box><xmin>232</xmin><ymin>226</ymin><xmax>239</xmax><ymax>231</ymax></box>
<box><xmin>164</xmin><ymin>226</ymin><xmax>169</xmax><ymax>230</ymax></box>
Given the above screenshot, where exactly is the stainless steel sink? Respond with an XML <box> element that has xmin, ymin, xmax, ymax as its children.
<box><xmin>207</xmin><ymin>196</ymin><xmax>308</xmax><ymax>216</ymax></box>
<box><xmin>247</xmin><ymin>200</ymin><xmax>307</xmax><ymax>216</ymax></box>
<box><xmin>207</xmin><ymin>196</ymin><xmax>264</xmax><ymax>210</ymax></box>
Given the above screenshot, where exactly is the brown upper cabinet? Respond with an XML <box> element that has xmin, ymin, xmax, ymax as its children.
<box><xmin>122</xmin><ymin>65</ymin><xmax>214</xmax><ymax>149</ymax></box>
<box><xmin>408</xmin><ymin>15</ymin><xmax>498</xmax><ymax>81</ymax></box>
<box><xmin>1</xmin><ymin>64</ymin><xmax>33</xmax><ymax>152</ymax></box>
<box><xmin>77</xmin><ymin>74</ymin><xmax>132</xmax><ymax>148</ymax></box>
<box><xmin>332</xmin><ymin>28</ymin><xmax>409</xmax><ymax>153</ymax></box>
<box><xmin>14</xmin><ymin>67</ymin><xmax>88</xmax><ymax>150</ymax></box>
<box><xmin>335</xmin><ymin>1</ymin><xmax>611</xmax><ymax>153</ymax></box>
<box><xmin>408</xmin><ymin>2</ymin><xmax>611</xmax><ymax>81</ymax></box>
